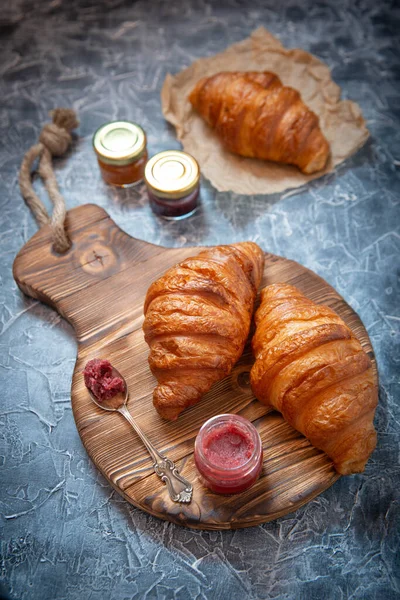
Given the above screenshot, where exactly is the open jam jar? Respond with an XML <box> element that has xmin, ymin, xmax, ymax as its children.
<box><xmin>144</xmin><ymin>150</ymin><xmax>200</xmax><ymax>219</ymax></box>
<box><xmin>93</xmin><ymin>121</ymin><xmax>147</xmax><ymax>187</ymax></box>
<box><xmin>194</xmin><ymin>414</ymin><xmax>263</xmax><ymax>495</ymax></box>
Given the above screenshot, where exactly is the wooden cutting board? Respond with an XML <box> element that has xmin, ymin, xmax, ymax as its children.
<box><xmin>13</xmin><ymin>204</ymin><xmax>378</xmax><ymax>530</ymax></box>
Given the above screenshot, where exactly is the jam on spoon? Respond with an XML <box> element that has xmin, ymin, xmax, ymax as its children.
<box><xmin>83</xmin><ymin>359</ymin><xmax>193</xmax><ymax>504</ymax></box>
<box><xmin>83</xmin><ymin>359</ymin><xmax>125</xmax><ymax>404</ymax></box>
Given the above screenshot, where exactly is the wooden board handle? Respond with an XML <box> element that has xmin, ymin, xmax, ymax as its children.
<box><xmin>13</xmin><ymin>204</ymin><xmax>167</xmax><ymax>341</ymax></box>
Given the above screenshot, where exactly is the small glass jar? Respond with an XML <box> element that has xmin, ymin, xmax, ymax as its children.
<box><xmin>194</xmin><ymin>414</ymin><xmax>263</xmax><ymax>495</ymax></box>
<box><xmin>144</xmin><ymin>150</ymin><xmax>200</xmax><ymax>219</ymax></box>
<box><xmin>93</xmin><ymin>121</ymin><xmax>147</xmax><ymax>187</ymax></box>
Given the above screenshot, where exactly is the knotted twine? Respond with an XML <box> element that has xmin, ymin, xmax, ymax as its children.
<box><xmin>19</xmin><ymin>108</ymin><xmax>79</xmax><ymax>253</ymax></box>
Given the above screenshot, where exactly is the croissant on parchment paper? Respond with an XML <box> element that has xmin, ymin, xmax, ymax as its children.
<box><xmin>250</xmin><ymin>284</ymin><xmax>378</xmax><ymax>475</ymax></box>
<box><xmin>189</xmin><ymin>71</ymin><xmax>330</xmax><ymax>174</ymax></box>
<box><xmin>143</xmin><ymin>243</ymin><xmax>265</xmax><ymax>421</ymax></box>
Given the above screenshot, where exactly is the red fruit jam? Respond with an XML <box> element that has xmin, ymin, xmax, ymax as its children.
<box><xmin>83</xmin><ymin>359</ymin><xmax>125</xmax><ymax>402</ymax></box>
<box><xmin>194</xmin><ymin>414</ymin><xmax>263</xmax><ymax>494</ymax></box>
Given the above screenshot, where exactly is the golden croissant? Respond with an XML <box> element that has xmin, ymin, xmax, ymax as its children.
<box><xmin>189</xmin><ymin>71</ymin><xmax>330</xmax><ymax>174</ymax></box>
<box><xmin>143</xmin><ymin>242</ymin><xmax>265</xmax><ymax>420</ymax></box>
<box><xmin>250</xmin><ymin>283</ymin><xmax>377</xmax><ymax>474</ymax></box>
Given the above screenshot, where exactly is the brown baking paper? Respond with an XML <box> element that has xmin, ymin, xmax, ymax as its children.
<box><xmin>161</xmin><ymin>27</ymin><xmax>369</xmax><ymax>195</ymax></box>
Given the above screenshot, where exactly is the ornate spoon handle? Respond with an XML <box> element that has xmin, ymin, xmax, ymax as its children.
<box><xmin>118</xmin><ymin>405</ymin><xmax>193</xmax><ymax>504</ymax></box>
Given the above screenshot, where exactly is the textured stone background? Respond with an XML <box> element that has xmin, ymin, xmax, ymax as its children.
<box><xmin>0</xmin><ymin>0</ymin><xmax>399</xmax><ymax>599</ymax></box>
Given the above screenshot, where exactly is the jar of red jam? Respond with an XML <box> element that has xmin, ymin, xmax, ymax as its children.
<box><xmin>144</xmin><ymin>150</ymin><xmax>200</xmax><ymax>219</ymax></box>
<box><xmin>93</xmin><ymin>121</ymin><xmax>147</xmax><ymax>187</ymax></box>
<box><xmin>194</xmin><ymin>414</ymin><xmax>263</xmax><ymax>495</ymax></box>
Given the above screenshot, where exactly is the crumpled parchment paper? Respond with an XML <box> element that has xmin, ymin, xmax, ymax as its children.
<box><xmin>161</xmin><ymin>27</ymin><xmax>369</xmax><ymax>195</ymax></box>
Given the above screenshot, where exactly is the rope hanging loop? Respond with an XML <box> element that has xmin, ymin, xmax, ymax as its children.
<box><xmin>19</xmin><ymin>108</ymin><xmax>79</xmax><ymax>253</ymax></box>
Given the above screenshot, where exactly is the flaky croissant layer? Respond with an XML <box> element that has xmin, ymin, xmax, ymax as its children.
<box><xmin>189</xmin><ymin>71</ymin><xmax>330</xmax><ymax>174</ymax></box>
<box><xmin>250</xmin><ymin>283</ymin><xmax>378</xmax><ymax>475</ymax></box>
<box><xmin>143</xmin><ymin>242</ymin><xmax>265</xmax><ymax>420</ymax></box>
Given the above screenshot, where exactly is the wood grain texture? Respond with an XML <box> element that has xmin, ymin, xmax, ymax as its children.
<box><xmin>13</xmin><ymin>204</ymin><xmax>378</xmax><ymax>529</ymax></box>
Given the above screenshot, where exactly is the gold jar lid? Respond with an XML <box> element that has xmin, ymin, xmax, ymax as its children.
<box><xmin>93</xmin><ymin>121</ymin><xmax>146</xmax><ymax>166</ymax></box>
<box><xmin>144</xmin><ymin>150</ymin><xmax>200</xmax><ymax>200</ymax></box>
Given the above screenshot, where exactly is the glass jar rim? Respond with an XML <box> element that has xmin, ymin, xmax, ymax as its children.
<box><xmin>194</xmin><ymin>413</ymin><xmax>262</xmax><ymax>475</ymax></box>
<box><xmin>144</xmin><ymin>150</ymin><xmax>200</xmax><ymax>199</ymax></box>
<box><xmin>93</xmin><ymin>120</ymin><xmax>147</xmax><ymax>166</ymax></box>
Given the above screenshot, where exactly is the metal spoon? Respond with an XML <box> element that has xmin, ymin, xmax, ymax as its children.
<box><xmin>87</xmin><ymin>367</ymin><xmax>193</xmax><ymax>504</ymax></box>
